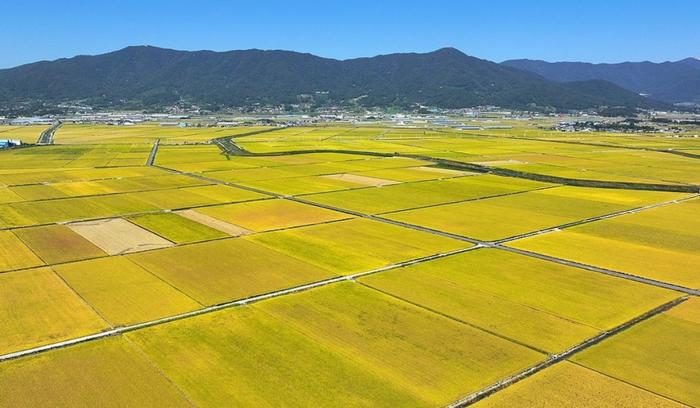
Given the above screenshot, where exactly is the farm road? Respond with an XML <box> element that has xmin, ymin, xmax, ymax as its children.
<box><xmin>36</xmin><ymin>122</ymin><xmax>61</xmax><ymax>145</ymax></box>
<box><xmin>158</xmin><ymin>148</ymin><xmax>700</xmax><ymax>296</ymax></box>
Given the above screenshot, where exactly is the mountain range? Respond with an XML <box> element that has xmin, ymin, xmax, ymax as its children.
<box><xmin>502</xmin><ymin>58</ymin><xmax>700</xmax><ymax>104</ymax></box>
<box><xmin>0</xmin><ymin>46</ymin><xmax>692</xmax><ymax>112</ymax></box>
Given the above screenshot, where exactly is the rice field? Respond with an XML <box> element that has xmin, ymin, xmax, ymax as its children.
<box><xmin>13</xmin><ymin>224</ymin><xmax>107</xmax><ymax>264</ymax></box>
<box><xmin>384</xmin><ymin>186</ymin><xmax>689</xmax><ymax>241</ymax></box>
<box><xmin>0</xmin><ymin>268</ymin><xmax>107</xmax><ymax>354</ymax></box>
<box><xmin>127</xmin><ymin>238</ymin><xmax>336</xmax><ymax>305</ymax></box>
<box><xmin>126</xmin><ymin>303</ymin><xmax>424</xmax><ymax>407</ymax></box>
<box><xmin>126</xmin><ymin>212</ymin><xmax>229</xmax><ymax>243</ymax></box>
<box><xmin>360</xmin><ymin>249</ymin><xmax>680</xmax><ymax>352</ymax></box>
<box><xmin>0</xmin><ymin>124</ymin><xmax>698</xmax><ymax>406</ymax></box>
<box><xmin>572</xmin><ymin>298</ymin><xmax>700</xmax><ymax>406</ymax></box>
<box><xmin>126</xmin><ymin>283</ymin><xmax>543</xmax><ymax>407</ymax></box>
<box><xmin>0</xmin><ymin>230</ymin><xmax>44</xmax><ymax>272</ymax></box>
<box><xmin>507</xmin><ymin>197</ymin><xmax>700</xmax><ymax>288</ymax></box>
<box><xmin>473</xmin><ymin>362</ymin><xmax>685</xmax><ymax>407</ymax></box>
<box><xmin>194</xmin><ymin>199</ymin><xmax>350</xmax><ymax>232</ymax></box>
<box><xmin>0</xmin><ymin>337</ymin><xmax>193</xmax><ymax>407</ymax></box>
<box><xmin>304</xmin><ymin>174</ymin><xmax>550</xmax><ymax>214</ymax></box>
<box><xmin>238</xmin><ymin>174</ymin><xmax>363</xmax><ymax>195</ymax></box>
<box><xmin>248</xmin><ymin>218</ymin><xmax>470</xmax><ymax>275</ymax></box>
<box><xmin>257</xmin><ymin>283</ymin><xmax>544</xmax><ymax>406</ymax></box>
<box><xmin>53</xmin><ymin>257</ymin><xmax>201</xmax><ymax>326</ymax></box>
<box><xmin>0</xmin><ymin>125</ymin><xmax>48</xmax><ymax>144</ymax></box>
<box><xmin>54</xmin><ymin>123</ymin><xmax>267</xmax><ymax>144</ymax></box>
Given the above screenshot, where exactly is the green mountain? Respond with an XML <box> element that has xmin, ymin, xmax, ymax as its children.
<box><xmin>0</xmin><ymin>46</ymin><xmax>668</xmax><ymax>111</ymax></box>
<box><xmin>503</xmin><ymin>58</ymin><xmax>700</xmax><ymax>104</ymax></box>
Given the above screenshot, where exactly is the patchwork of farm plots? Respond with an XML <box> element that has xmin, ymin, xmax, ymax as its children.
<box><xmin>235</xmin><ymin>126</ymin><xmax>700</xmax><ymax>185</ymax></box>
<box><xmin>0</xmin><ymin>126</ymin><xmax>698</xmax><ymax>407</ymax></box>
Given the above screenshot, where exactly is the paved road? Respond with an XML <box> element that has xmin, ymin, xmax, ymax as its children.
<box><xmin>0</xmin><ymin>246</ymin><xmax>476</xmax><ymax>363</ymax></box>
<box><xmin>4</xmin><ymin>131</ymin><xmax>695</xmax><ymax>367</ymax></box>
<box><xmin>156</xmin><ymin>162</ymin><xmax>700</xmax><ymax>296</ymax></box>
<box><xmin>36</xmin><ymin>122</ymin><xmax>61</xmax><ymax>145</ymax></box>
<box><xmin>146</xmin><ymin>138</ymin><xmax>160</xmax><ymax>166</ymax></box>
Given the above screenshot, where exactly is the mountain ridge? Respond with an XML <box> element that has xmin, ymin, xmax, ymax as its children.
<box><xmin>0</xmin><ymin>45</ymin><xmax>670</xmax><ymax>111</ymax></box>
<box><xmin>502</xmin><ymin>58</ymin><xmax>700</xmax><ymax>104</ymax></box>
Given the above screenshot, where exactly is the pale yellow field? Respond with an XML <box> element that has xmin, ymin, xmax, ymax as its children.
<box><xmin>322</xmin><ymin>173</ymin><xmax>400</xmax><ymax>186</ymax></box>
<box><xmin>68</xmin><ymin>218</ymin><xmax>174</xmax><ymax>255</ymax></box>
<box><xmin>347</xmin><ymin>166</ymin><xmax>473</xmax><ymax>182</ymax></box>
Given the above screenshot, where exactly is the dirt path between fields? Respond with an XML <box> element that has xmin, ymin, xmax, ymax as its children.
<box><xmin>0</xmin><ymin>246</ymin><xmax>477</xmax><ymax>363</ymax></box>
<box><xmin>445</xmin><ymin>296</ymin><xmax>689</xmax><ymax>407</ymax></box>
<box><xmin>203</xmin><ymin>139</ymin><xmax>700</xmax><ymax>295</ymax></box>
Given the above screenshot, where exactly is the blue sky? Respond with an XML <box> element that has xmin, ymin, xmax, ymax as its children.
<box><xmin>2</xmin><ymin>0</ymin><xmax>698</xmax><ymax>69</ymax></box>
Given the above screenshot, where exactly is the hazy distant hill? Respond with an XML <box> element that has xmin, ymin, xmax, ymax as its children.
<box><xmin>502</xmin><ymin>58</ymin><xmax>700</xmax><ymax>104</ymax></box>
<box><xmin>0</xmin><ymin>46</ymin><xmax>668</xmax><ymax>111</ymax></box>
